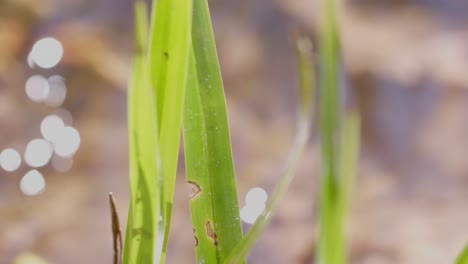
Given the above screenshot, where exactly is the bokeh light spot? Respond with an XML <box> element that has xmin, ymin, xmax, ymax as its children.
<box><xmin>53</xmin><ymin>126</ymin><xmax>81</xmax><ymax>158</ymax></box>
<box><xmin>29</xmin><ymin>38</ymin><xmax>63</xmax><ymax>69</ymax></box>
<box><xmin>25</xmin><ymin>75</ymin><xmax>50</xmax><ymax>103</ymax></box>
<box><xmin>241</xmin><ymin>187</ymin><xmax>268</xmax><ymax>224</ymax></box>
<box><xmin>24</xmin><ymin>139</ymin><xmax>53</xmax><ymax>167</ymax></box>
<box><xmin>0</xmin><ymin>148</ymin><xmax>21</xmax><ymax>172</ymax></box>
<box><xmin>20</xmin><ymin>170</ymin><xmax>46</xmax><ymax>196</ymax></box>
<box><xmin>240</xmin><ymin>203</ymin><xmax>266</xmax><ymax>225</ymax></box>
<box><xmin>245</xmin><ymin>187</ymin><xmax>268</xmax><ymax>206</ymax></box>
<box><xmin>46</xmin><ymin>76</ymin><xmax>67</xmax><ymax>107</ymax></box>
<box><xmin>51</xmin><ymin>155</ymin><xmax>73</xmax><ymax>172</ymax></box>
<box><xmin>40</xmin><ymin>115</ymin><xmax>65</xmax><ymax>143</ymax></box>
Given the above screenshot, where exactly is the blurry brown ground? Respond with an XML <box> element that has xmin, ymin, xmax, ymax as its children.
<box><xmin>2</xmin><ymin>0</ymin><xmax>468</xmax><ymax>263</ymax></box>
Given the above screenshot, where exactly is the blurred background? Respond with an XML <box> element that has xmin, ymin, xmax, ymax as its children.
<box><xmin>2</xmin><ymin>0</ymin><xmax>468</xmax><ymax>263</ymax></box>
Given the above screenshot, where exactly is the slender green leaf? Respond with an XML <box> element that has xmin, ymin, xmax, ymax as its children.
<box><xmin>457</xmin><ymin>244</ymin><xmax>468</xmax><ymax>264</ymax></box>
<box><xmin>123</xmin><ymin>1</ymin><xmax>161</xmax><ymax>263</ymax></box>
<box><xmin>146</xmin><ymin>1</ymin><xmax>193</xmax><ymax>261</ymax></box>
<box><xmin>225</xmin><ymin>32</ymin><xmax>315</xmax><ymax>264</ymax></box>
<box><xmin>183</xmin><ymin>1</ymin><xmax>244</xmax><ymax>263</ymax></box>
<box><xmin>339</xmin><ymin>110</ymin><xmax>360</xmax><ymax>216</ymax></box>
<box><xmin>316</xmin><ymin>0</ymin><xmax>360</xmax><ymax>263</ymax></box>
<box><xmin>317</xmin><ymin>0</ymin><xmax>342</xmax><ymax>262</ymax></box>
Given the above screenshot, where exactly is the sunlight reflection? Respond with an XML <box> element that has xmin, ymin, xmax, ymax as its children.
<box><xmin>241</xmin><ymin>187</ymin><xmax>268</xmax><ymax>224</ymax></box>
<box><xmin>24</xmin><ymin>139</ymin><xmax>53</xmax><ymax>168</ymax></box>
<box><xmin>245</xmin><ymin>187</ymin><xmax>268</xmax><ymax>206</ymax></box>
<box><xmin>45</xmin><ymin>75</ymin><xmax>67</xmax><ymax>107</ymax></box>
<box><xmin>51</xmin><ymin>155</ymin><xmax>73</xmax><ymax>172</ymax></box>
<box><xmin>53</xmin><ymin>126</ymin><xmax>81</xmax><ymax>158</ymax></box>
<box><xmin>40</xmin><ymin>114</ymin><xmax>80</xmax><ymax>159</ymax></box>
<box><xmin>29</xmin><ymin>38</ymin><xmax>64</xmax><ymax>69</ymax></box>
<box><xmin>20</xmin><ymin>170</ymin><xmax>45</xmax><ymax>196</ymax></box>
<box><xmin>40</xmin><ymin>115</ymin><xmax>65</xmax><ymax>142</ymax></box>
<box><xmin>241</xmin><ymin>203</ymin><xmax>266</xmax><ymax>225</ymax></box>
<box><xmin>25</xmin><ymin>75</ymin><xmax>50</xmax><ymax>102</ymax></box>
<box><xmin>54</xmin><ymin>108</ymin><xmax>73</xmax><ymax>125</ymax></box>
<box><xmin>0</xmin><ymin>148</ymin><xmax>21</xmax><ymax>172</ymax></box>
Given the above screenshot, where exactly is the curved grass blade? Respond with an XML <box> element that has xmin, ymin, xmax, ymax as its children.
<box><xmin>123</xmin><ymin>1</ymin><xmax>161</xmax><ymax>263</ymax></box>
<box><xmin>457</xmin><ymin>244</ymin><xmax>468</xmax><ymax>264</ymax></box>
<box><xmin>182</xmin><ymin>1</ymin><xmax>244</xmax><ymax>263</ymax></box>
<box><xmin>145</xmin><ymin>1</ymin><xmax>193</xmax><ymax>262</ymax></box>
<box><xmin>225</xmin><ymin>32</ymin><xmax>315</xmax><ymax>264</ymax></box>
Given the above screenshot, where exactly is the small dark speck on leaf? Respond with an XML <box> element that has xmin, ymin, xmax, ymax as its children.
<box><xmin>163</xmin><ymin>51</ymin><xmax>169</xmax><ymax>60</ymax></box>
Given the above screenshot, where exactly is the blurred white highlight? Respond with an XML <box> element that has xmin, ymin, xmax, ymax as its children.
<box><xmin>51</xmin><ymin>155</ymin><xmax>73</xmax><ymax>172</ymax></box>
<box><xmin>25</xmin><ymin>75</ymin><xmax>49</xmax><ymax>102</ymax></box>
<box><xmin>245</xmin><ymin>187</ymin><xmax>268</xmax><ymax>205</ymax></box>
<box><xmin>41</xmin><ymin>115</ymin><xmax>65</xmax><ymax>142</ymax></box>
<box><xmin>24</xmin><ymin>139</ymin><xmax>53</xmax><ymax>167</ymax></box>
<box><xmin>46</xmin><ymin>76</ymin><xmax>67</xmax><ymax>107</ymax></box>
<box><xmin>29</xmin><ymin>38</ymin><xmax>63</xmax><ymax>69</ymax></box>
<box><xmin>20</xmin><ymin>170</ymin><xmax>46</xmax><ymax>196</ymax></box>
<box><xmin>241</xmin><ymin>187</ymin><xmax>268</xmax><ymax>224</ymax></box>
<box><xmin>53</xmin><ymin>126</ymin><xmax>81</xmax><ymax>158</ymax></box>
<box><xmin>0</xmin><ymin>149</ymin><xmax>21</xmax><ymax>172</ymax></box>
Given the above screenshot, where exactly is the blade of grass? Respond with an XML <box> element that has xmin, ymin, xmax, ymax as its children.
<box><xmin>457</xmin><ymin>245</ymin><xmax>468</xmax><ymax>264</ymax></box>
<box><xmin>145</xmin><ymin>0</ymin><xmax>193</xmax><ymax>262</ymax></box>
<box><xmin>317</xmin><ymin>0</ymin><xmax>342</xmax><ymax>261</ymax></box>
<box><xmin>182</xmin><ymin>1</ymin><xmax>244</xmax><ymax>263</ymax></box>
<box><xmin>123</xmin><ymin>1</ymin><xmax>161</xmax><ymax>263</ymax></box>
<box><xmin>317</xmin><ymin>0</ymin><xmax>360</xmax><ymax>263</ymax></box>
<box><xmin>339</xmin><ymin>110</ymin><xmax>360</xmax><ymax>217</ymax></box>
<box><xmin>225</xmin><ymin>31</ymin><xmax>315</xmax><ymax>264</ymax></box>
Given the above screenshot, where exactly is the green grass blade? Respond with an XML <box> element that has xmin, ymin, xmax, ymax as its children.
<box><xmin>457</xmin><ymin>245</ymin><xmax>468</xmax><ymax>264</ymax></box>
<box><xmin>339</xmin><ymin>110</ymin><xmax>360</xmax><ymax>216</ymax></box>
<box><xmin>183</xmin><ymin>1</ymin><xmax>244</xmax><ymax>263</ymax></box>
<box><xmin>317</xmin><ymin>0</ymin><xmax>344</xmax><ymax>262</ymax></box>
<box><xmin>225</xmin><ymin>32</ymin><xmax>315</xmax><ymax>264</ymax></box>
<box><xmin>124</xmin><ymin>1</ymin><xmax>192</xmax><ymax>263</ymax></box>
<box><xmin>317</xmin><ymin>0</ymin><xmax>361</xmax><ymax>263</ymax></box>
<box><xmin>123</xmin><ymin>1</ymin><xmax>161</xmax><ymax>263</ymax></box>
<box><xmin>146</xmin><ymin>1</ymin><xmax>193</xmax><ymax>262</ymax></box>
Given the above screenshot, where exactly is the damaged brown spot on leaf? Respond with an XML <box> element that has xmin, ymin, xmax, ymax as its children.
<box><xmin>188</xmin><ymin>181</ymin><xmax>201</xmax><ymax>199</ymax></box>
<box><xmin>205</xmin><ymin>221</ymin><xmax>218</xmax><ymax>246</ymax></box>
<box><xmin>193</xmin><ymin>227</ymin><xmax>198</xmax><ymax>247</ymax></box>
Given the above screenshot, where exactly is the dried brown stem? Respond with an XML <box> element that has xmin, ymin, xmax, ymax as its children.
<box><xmin>109</xmin><ymin>192</ymin><xmax>123</xmax><ymax>264</ymax></box>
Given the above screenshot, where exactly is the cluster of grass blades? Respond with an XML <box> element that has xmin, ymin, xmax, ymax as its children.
<box><xmin>122</xmin><ymin>0</ymin><xmax>361</xmax><ymax>263</ymax></box>
<box><xmin>125</xmin><ymin>0</ymin><xmax>192</xmax><ymax>263</ymax></box>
